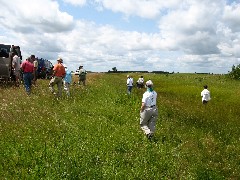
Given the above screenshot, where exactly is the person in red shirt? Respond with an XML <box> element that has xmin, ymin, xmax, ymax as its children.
<box><xmin>49</xmin><ymin>58</ymin><xmax>66</xmax><ymax>97</ymax></box>
<box><xmin>21</xmin><ymin>57</ymin><xmax>34</xmax><ymax>95</ymax></box>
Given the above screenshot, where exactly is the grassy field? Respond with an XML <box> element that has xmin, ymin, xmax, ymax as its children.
<box><xmin>0</xmin><ymin>73</ymin><xmax>240</xmax><ymax>179</ymax></box>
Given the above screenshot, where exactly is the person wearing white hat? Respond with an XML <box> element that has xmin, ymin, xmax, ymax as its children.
<box><xmin>126</xmin><ymin>75</ymin><xmax>133</xmax><ymax>94</ymax></box>
<box><xmin>49</xmin><ymin>58</ymin><xmax>66</xmax><ymax>97</ymax></box>
<box><xmin>140</xmin><ymin>80</ymin><xmax>158</xmax><ymax>140</ymax></box>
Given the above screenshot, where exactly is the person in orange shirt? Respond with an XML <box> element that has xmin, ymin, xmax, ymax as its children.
<box><xmin>49</xmin><ymin>58</ymin><xmax>66</xmax><ymax>97</ymax></box>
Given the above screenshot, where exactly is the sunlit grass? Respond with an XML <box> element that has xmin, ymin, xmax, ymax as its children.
<box><xmin>0</xmin><ymin>73</ymin><xmax>239</xmax><ymax>179</ymax></box>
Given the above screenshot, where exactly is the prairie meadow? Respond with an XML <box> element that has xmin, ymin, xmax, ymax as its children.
<box><xmin>0</xmin><ymin>73</ymin><xmax>239</xmax><ymax>179</ymax></box>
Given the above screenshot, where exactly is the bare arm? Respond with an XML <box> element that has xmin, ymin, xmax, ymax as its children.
<box><xmin>140</xmin><ymin>102</ymin><xmax>145</xmax><ymax>112</ymax></box>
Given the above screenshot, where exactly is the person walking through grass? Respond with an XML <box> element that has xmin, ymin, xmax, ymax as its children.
<box><xmin>63</xmin><ymin>65</ymin><xmax>72</xmax><ymax>96</ymax></box>
<box><xmin>21</xmin><ymin>57</ymin><xmax>34</xmax><ymax>95</ymax></box>
<box><xmin>136</xmin><ymin>75</ymin><xmax>144</xmax><ymax>89</ymax></box>
<box><xmin>126</xmin><ymin>75</ymin><xmax>133</xmax><ymax>94</ymax></box>
<box><xmin>49</xmin><ymin>58</ymin><xmax>66</xmax><ymax>97</ymax></box>
<box><xmin>201</xmin><ymin>85</ymin><xmax>211</xmax><ymax>105</ymax></box>
<box><xmin>140</xmin><ymin>80</ymin><xmax>158</xmax><ymax>140</ymax></box>
<box><xmin>78</xmin><ymin>65</ymin><xmax>87</xmax><ymax>86</ymax></box>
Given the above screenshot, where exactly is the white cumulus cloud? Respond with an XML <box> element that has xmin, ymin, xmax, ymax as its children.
<box><xmin>0</xmin><ymin>0</ymin><xmax>239</xmax><ymax>73</ymax></box>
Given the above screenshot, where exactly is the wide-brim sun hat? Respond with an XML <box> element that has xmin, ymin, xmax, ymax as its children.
<box><xmin>57</xmin><ymin>57</ymin><xmax>63</xmax><ymax>63</ymax></box>
<box><xmin>146</xmin><ymin>80</ymin><xmax>153</xmax><ymax>86</ymax></box>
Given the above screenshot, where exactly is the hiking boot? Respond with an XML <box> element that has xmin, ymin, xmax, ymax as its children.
<box><xmin>146</xmin><ymin>133</ymin><xmax>153</xmax><ymax>140</ymax></box>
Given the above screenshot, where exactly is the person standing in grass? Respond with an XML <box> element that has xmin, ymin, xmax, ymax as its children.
<box><xmin>140</xmin><ymin>80</ymin><xmax>158</xmax><ymax>140</ymax></box>
<box><xmin>63</xmin><ymin>65</ymin><xmax>72</xmax><ymax>96</ymax></box>
<box><xmin>126</xmin><ymin>75</ymin><xmax>133</xmax><ymax>94</ymax></box>
<box><xmin>21</xmin><ymin>57</ymin><xmax>34</xmax><ymax>95</ymax></box>
<box><xmin>49</xmin><ymin>58</ymin><xmax>66</xmax><ymax>97</ymax></box>
<box><xmin>12</xmin><ymin>52</ymin><xmax>21</xmax><ymax>87</ymax></box>
<box><xmin>32</xmin><ymin>55</ymin><xmax>38</xmax><ymax>85</ymax></box>
<box><xmin>201</xmin><ymin>85</ymin><xmax>211</xmax><ymax>105</ymax></box>
<box><xmin>78</xmin><ymin>65</ymin><xmax>87</xmax><ymax>86</ymax></box>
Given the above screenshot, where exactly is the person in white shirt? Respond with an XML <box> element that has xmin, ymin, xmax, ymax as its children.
<box><xmin>127</xmin><ymin>75</ymin><xmax>133</xmax><ymax>94</ymax></box>
<box><xmin>140</xmin><ymin>80</ymin><xmax>158</xmax><ymax>140</ymax></box>
<box><xmin>32</xmin><ymin>55</ymin><xmax>38</xmax><ymax>85</ymax></box>
<box><xmin>126</xmin><ymin>75</ymin><xmax>133</xmax><ymax>94</ymax></box>
<box><xmin>12</xmin><ymin>52</ymin><xmax>21</xmax><ymax>86</ymax></box>
<box><xmin>136</xmin><ymin>75</ymin><xmax>144</xmax><ymax>88</ymax></box>
<box><xmin>201</xmin><ymin>85</ymin><xmax>211</xmax><ymax>104</ymax></box>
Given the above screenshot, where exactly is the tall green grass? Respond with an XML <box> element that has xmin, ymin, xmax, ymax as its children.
<box><xmin>0</xmin><ymin>73</ymin><xmax>239</xmax><ymax>179</ymax></box>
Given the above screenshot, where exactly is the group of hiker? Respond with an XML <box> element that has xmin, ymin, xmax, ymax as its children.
<box><xmin>47</xmin><ymin>57</ymin><xmax>87</xmax><ymax>97</ymax></box>
<box><xmin>12</xmin><ymin>55</ymin><xmax>87</xmax><ymax>96</ymax></box>
<box><xmin>12</xmin><ymin>54</ymin><xmax>211</xmax><ymax>141</ymax></box>
<box><xmin>126</xmin><ymin>74</ymin><xmax>211</xmax><ymax>140</ymax></box>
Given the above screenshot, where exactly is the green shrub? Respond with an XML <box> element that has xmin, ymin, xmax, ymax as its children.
<box><xmin>228</xmin><ymin>64</ymin><xmax>240</xmax><ymax>79</ymax></box>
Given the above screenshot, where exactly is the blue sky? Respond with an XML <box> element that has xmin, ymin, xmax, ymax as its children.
<box><xmin>0</xmin><ymin>0</ymin><xmax>240</xmax><ymax>73</ymax></box>
<box><xmin>59</xmin><ymin>2</ymin><xmax>160</xmax><ymax>33</ymax></box>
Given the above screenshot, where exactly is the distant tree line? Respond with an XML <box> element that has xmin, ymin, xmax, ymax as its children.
<box><xmin>108</xmin><ymin>67</ymin><xmax>171</xmax><ymax>74</ymax></box>
<box><xmin>108</xmin><ymin>70</ymin><xmax>173</xmax><ymax>74</ymax></box>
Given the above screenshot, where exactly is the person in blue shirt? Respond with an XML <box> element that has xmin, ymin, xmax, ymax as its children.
<box><xmin>63</xmin><ymin>66</ymin><xmax>72</xmax><ymax>96</ymax></box>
